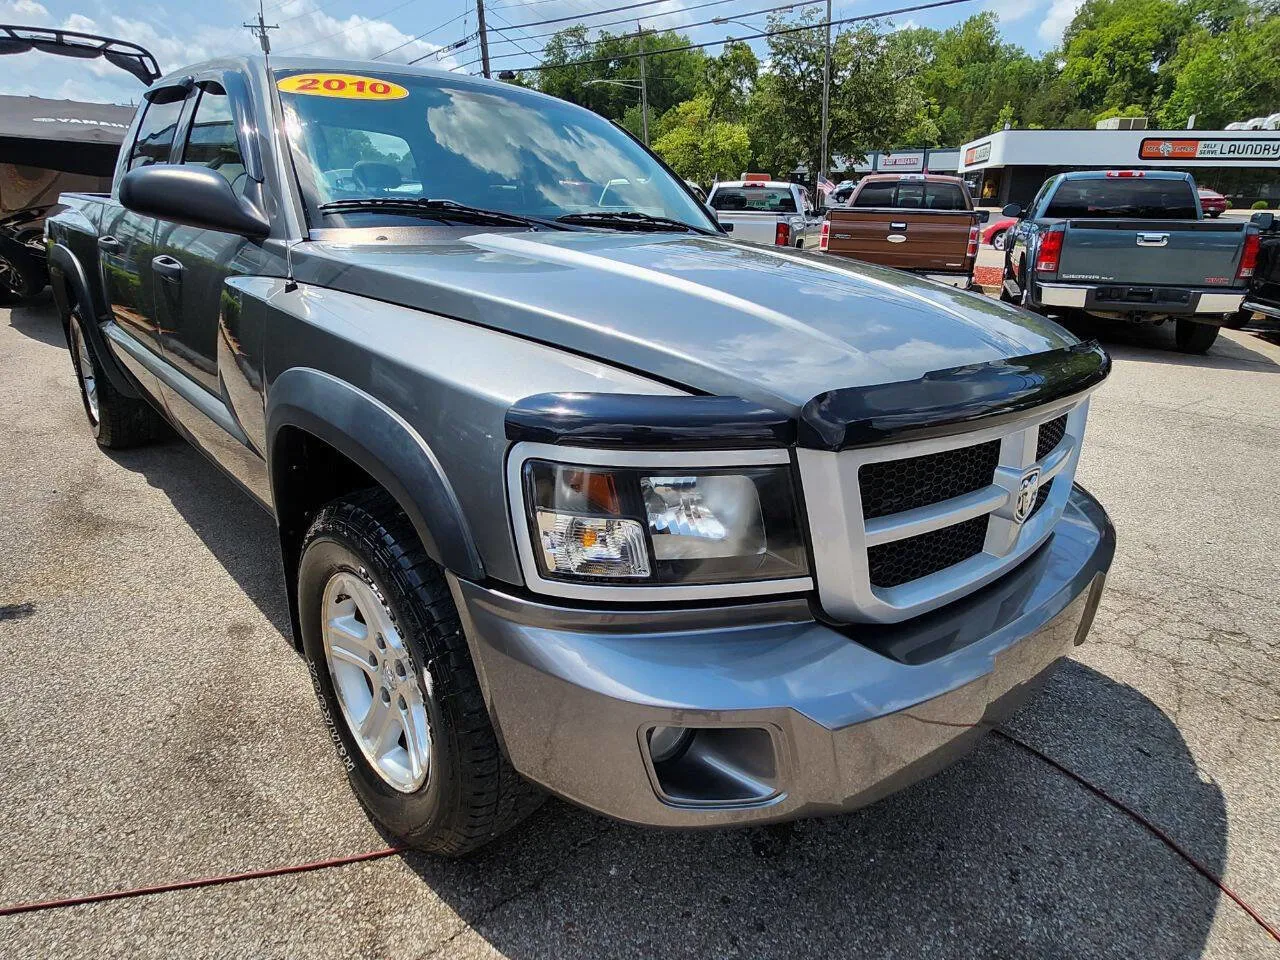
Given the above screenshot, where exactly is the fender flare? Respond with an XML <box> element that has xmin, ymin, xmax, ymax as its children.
<box><xmin>266</xmin><ymin>367</ymin><xmax>484</xmax><ymax>581</ymax></box>
<box><xmin>46</xmin><ymin>242</ymin><xmax>142</xmax><ymax>398</ymax></box>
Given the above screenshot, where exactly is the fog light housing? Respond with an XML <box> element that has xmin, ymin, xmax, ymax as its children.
<box><xmin>647</xmin><ymin>725</ymin><xmax>693</xmax><ymax>763</ymax></box>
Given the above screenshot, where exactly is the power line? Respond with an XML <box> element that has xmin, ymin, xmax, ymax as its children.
<box><xmin>482</xmin><ymin>0</ymin><xmax>824</xmax><ymax>49</ymax></box>
<box><xmin>495</xmin><ymin>0</ymin><xmax>980</xmax><ymax>71</ymax></box>
<box><xmin>502</xmin><ymin>0</ymin><xmax>736</xmax><ymax>30</ymax></box>
<box><xmin>487</xmin><ymin>9</ymin><xmax>546</xmax><ymax>64</ymax></box>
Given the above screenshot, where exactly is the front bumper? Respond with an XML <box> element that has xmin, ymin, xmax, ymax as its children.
<box><xmin>451</xmin><ymin>485</ymin><xmax>1114</xmax><ymax>828</ymax></box>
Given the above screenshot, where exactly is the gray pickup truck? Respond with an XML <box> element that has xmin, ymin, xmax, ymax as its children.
<box><xmin>46</xmin><ymin>56</ymin><xmax>1114</xmax><ymax>855</ymax></box>
<box><xmin>1000</xmin><ymin>170</ymin><xmax>1258</xmax><ymax>353</ymax></box>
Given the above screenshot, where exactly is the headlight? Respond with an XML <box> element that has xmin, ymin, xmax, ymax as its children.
<box><xmin>522</xmin><ymin>459</ymin><xmax>808</xmax><ymax>587</ymax></box>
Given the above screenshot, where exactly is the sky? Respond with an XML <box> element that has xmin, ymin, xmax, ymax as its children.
<box><xmin>0</xmin><ymin>0</ymin><xmax>1083</xmax><ymax>106</ymax></box>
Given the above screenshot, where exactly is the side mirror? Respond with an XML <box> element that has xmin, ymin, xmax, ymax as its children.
<box><xmin>121</xmin><ymin>164</ymin><xmax>270</xmax><ymax>238</ymax></box>
<box><xmin>977</xmin><ymin>209</ymin><xmax>990</xmax><ymax>223</ymax></box>
<box><xmin>721</xmin><ymin>222</ymin><xmax>734</xmax><ymax>233</ymax></box>
<box><xmin>1251</xmin><ymin>211</ymin><xmax>1275</xmax><ymax>231</ymax></box>
<box><xmin>1001</xmin><ymin>203</ymin><xmax>1022</xmax><ymax>219</ymax></box>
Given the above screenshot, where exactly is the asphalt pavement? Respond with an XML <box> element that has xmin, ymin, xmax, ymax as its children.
<box><xmin>1</xmin><ymin>294</ymin><xmax>1278</xmax><ymax>959</ymax></box>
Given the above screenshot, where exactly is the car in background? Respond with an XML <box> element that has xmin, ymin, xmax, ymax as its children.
<box><xmin>1001</xmin><ymin>170</ymin><xmax>1258</xmax><ymax>353</ymax></box>
<box><xmin>706</xmin><ymin>178</ymin><xmax>823</xmax><ymax>248</ymax></box>
<box><xmin>1198</xmin><ymin>187</ymin><xmax>1229</xmax><ymax>218</ymax></box>
<box><xmin>983</xmin><ymin>215</ymin><xmax>1017</xmax><ymax>250</ymax></box>
<box><xmin>1229</xmin><ymin>210</ymin><xmax>1280</xmax><ymax>327</ymax></box>
<box><xmin>820</xmin><ymin>173</ymin><xmax>987</xmax><ymax>288</ymax></box>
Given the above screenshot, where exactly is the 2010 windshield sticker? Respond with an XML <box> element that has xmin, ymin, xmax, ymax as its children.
<box><xmin>276</xmin><ymin>73</ymin><xmax>408</xmax><ymax>100</ymax></box>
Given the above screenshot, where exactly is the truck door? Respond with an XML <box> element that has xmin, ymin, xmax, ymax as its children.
<box><xmin>99</xmin><ymin>91</ymin><xmax>188</xmax><ymax>355</ymax></box>
<box><xmin>149</xmin><ymin>77</ymin><xmax>270</xmax><ymax>502</ymax></box>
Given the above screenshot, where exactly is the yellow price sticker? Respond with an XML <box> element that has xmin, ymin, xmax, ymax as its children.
<box><xmin>276</xmin><ymin>73</ymin><xmax>408</xmax><ymax>100</ymax></box>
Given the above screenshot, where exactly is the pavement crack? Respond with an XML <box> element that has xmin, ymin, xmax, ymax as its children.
<box><xmin>413</xmin><ymin>823</ymin><xmax>614</xmax><ymax>960</ymax></box>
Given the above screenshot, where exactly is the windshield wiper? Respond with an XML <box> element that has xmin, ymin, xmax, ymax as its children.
<box><xmin>318</xmin><ymin>197</ymin><xmax>568</xmax><ymax>230</ymax></box>
<box><xmin>554</xmin><ymin>211</ymin><xmax>714</xmax><ymax>234</ymax></box>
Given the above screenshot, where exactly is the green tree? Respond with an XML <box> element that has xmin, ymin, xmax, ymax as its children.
<box><xmin>1157</xmin><ymin>11</ymin><xmax>1280</xmax><ymax>127</ymax></box>
<box><xmin>651</xmin><ymin>95</ymin><xmax>752</xmax><ymax>184</ymax></box>
<box><xmin>701</xmin><ymin>41</ymin><xmax>758</xmax><ymax>121</ymax></box>
<box><xmin>746</xmin><ymin>12</ymin><xmax>926</xmax><ymax>179</ymax></box>
<box><xmin>535</xmin><ymin>27</ymin><xmax>706</xmax><ymax>126</ymax></box>
<box><xmin>1061</xmin><ymin>0</ymin><xmax>1190</xmax><ymax>113</ymax></box>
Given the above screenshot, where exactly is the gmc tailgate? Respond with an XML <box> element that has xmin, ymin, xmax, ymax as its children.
<box><xmin>1058</xmin><ymin>219</ymin><xmax>1250</xmax><ymax>287</ymax></box>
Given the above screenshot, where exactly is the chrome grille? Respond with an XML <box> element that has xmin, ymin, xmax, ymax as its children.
<box><xmin>797</xmin><ymin>397</ymin><xmax>1091</xmax><ymax>624</ymax></box>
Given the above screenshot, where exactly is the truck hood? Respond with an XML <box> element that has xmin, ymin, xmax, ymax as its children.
<box><xmin>295</xmin><ymin>230</ymin><xmax>1075</xmax><ymax>412</ymax></box>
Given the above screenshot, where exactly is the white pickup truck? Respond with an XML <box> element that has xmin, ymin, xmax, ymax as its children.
<box><xmin>707</xmin><ymin>179</ymin><xmax>824</xmax><ymax>249</ymax></box>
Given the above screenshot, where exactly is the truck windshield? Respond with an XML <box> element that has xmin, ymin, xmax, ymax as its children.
<box><xmin>709</xmin><ymin>187</ymin><xmax>797</xmax><ymax>213</ymax></box>
<box><xmin>275</xmin><ymin>70</ymin><xmax>716</xmax><ymax>232</ymax></box>
<box><xmin>1044</xmin><ymin>178</ymin><xmax>1198</xmax><ymax>219</ymax></box>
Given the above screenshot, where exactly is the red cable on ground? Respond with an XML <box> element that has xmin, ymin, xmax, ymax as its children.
<box><xmin>0</xmin><ymin>845</ymin><xmax>406</xmax><ymax>918</ymax></box>
<box><xmin>993</xmin><ymin>728</ymin><xmax>1280</xmax><ymax>945</ymax></box>
<box><xmin>0</xmin><ymin>732</ymin><xmax>1276</xmax><ymax>947</ymax></box>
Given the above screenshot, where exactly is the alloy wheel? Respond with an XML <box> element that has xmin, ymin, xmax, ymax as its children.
<box><xmin>321</xmin><ymin>571</ymin><xmax>431</xmax><ymax>792</ymax></box>
<box><xmin>69</xmin><ymin>316</ymin><xmax>99</xmax><ymax>424</ymax></box>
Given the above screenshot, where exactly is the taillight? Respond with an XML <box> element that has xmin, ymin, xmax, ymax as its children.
<box><xmin>1239</xmin><ymin>233</ymin><xmax>1260</xmax><ymax>279</ymax></box>
<box><xmin>819</xmin><ymin>221</ymin><xmax>830</xmax><ymax>251</ymax></box>
<box><xmin>967</xmin><ymin>225</ymin><xmax>979</xmax><ymax>258</ymax></box>
<box><xmin>1035</xmin><ymin>227</ymin><xmax>1064</xmax><ymax>273</ymax></box>
<box><xmin>775</xmin><ymin>221</ymin><xmax>791</xmax><ymax>246</ymax></box>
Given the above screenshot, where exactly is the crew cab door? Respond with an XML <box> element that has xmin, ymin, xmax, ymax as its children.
<box><xmin>148</xmin><ymin>75</ymin><xmax>272</xmax><ymax>503</ymax></box>
<box><xmin>99</xmin><ymin>90</ymin><xmax>189</xmax><ymax>355</ymax></box>
<box><xmin>153</xmin><ymin>80</ymin><xmax>266</xmax><ymax>395</ymax></box>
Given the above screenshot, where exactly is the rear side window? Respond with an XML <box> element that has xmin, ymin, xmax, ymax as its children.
<box><xmin>852</xmin><ymin>182</ymin><xmax>895</xmax><ymax>207</ymax></box>
<box><xmin>1044</xmin><ymin>178</ymin><xmax>1198</xmax><ymax>219</ymax></box>
<box><xmin>709</xmin><ymin>187</ymin><xmax>797</xmax><ymax>213</ymax></box>
<box><xmin>181</xmin><ymin>85</ymin><xmax>249</xmax><ymax>196</ymax></box>
<box><xmin>854</xmin><ymin>180</ymin><xmax>969</xmax><ymax>210</ymax></box>
<box><xmin>128</xmin><ymin>97</ymin><xmax>185</xmax><ymax>171</ymax></box>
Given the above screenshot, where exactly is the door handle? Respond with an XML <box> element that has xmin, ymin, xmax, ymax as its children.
<box><xmin>152</xmin><ymin>254</ymin><xmax>184</xmax><ymax>282</ymax></box>
<box><xmin>1136</xmin><ymin>233</ymin><xmax>1169</xmax><ymax>247</ymax></box>
<box><xmin>97</xmin><ymin>235</ymin><xmax>120</xmax><ymax>251</ymax></box>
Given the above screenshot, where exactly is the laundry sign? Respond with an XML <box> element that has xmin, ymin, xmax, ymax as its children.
<box><xmin>1139</xmin><ymin>138</ymin><xmax>1280</xmax><ymax>162</ymax></box>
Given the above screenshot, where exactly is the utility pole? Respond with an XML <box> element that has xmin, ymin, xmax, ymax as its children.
<box><xmin>820</xmin><ymin>0</ymin><xmax>831</xmax><ymax>187</ymax></box>
<box><xmin>476</xmin><ymin>0</ymin><xmax>491</xmax><ymax>78</ymax></box>
<box><xmin>243</xmin><ymin>0</ymin><xmax>278</xmax><ymax>55</ymax></box>
<box><xmin>637</xmin><ymin>26</ymin><xmax>650</xmax><ymax>146</ymax></box>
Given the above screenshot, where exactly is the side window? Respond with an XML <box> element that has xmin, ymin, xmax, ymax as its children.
<box><xmin>1027</xmin><ymin>179</ymin><xmax>1053</xmax><ymax>217</ymax></box>
<box><xmin>181</xmin><ymin>86</ymin><xmax>248</xmax><ymax>197</ymax></box>
<box><xmin>852</xmin><ymin>182</ymin><xmax>896</xmax><ymax>207</ymax></box>
<box><xmin>127</xmin><ymin>97</ymin><xmax>185</xmax><ymax>170</ymax></box>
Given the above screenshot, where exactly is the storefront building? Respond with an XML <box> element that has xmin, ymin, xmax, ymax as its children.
<box><xmin>833</xmin><ymin>147</ymin><xmax>962</xmax><ymax>178</ymax></box>
<box><xmin>957</xmin><ymin>128</ymin><xmax>1280</xmax><ymax>209</ymax></box>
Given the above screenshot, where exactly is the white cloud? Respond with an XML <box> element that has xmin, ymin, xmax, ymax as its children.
<box><xmin>0</xmin><ymin>2</ymin><xmax>461</xmax><ymax>104</ymax></box>
<box><xmin>1038</xmin><ymin>0</ymin><xmax>1082</xmax><ymax>45</ymax></box>
<box><xmin>983</xmin><ymin>0</ymin><xmax>1035</xmax><ymax>24</ymax></box>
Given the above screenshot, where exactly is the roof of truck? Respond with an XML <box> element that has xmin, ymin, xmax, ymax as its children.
<box><xmin>711</xmin><ymin>180</ymin><xmax>797</xmax><ymax>190</ymax></box>
<box><xmin>856</xmin><ymin>173</ymin><xmax>967</xmax><ymax>185</ymax></box>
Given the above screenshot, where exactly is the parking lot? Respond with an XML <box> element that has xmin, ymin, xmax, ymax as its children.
<box><xmin>1</xmin><ymin>294</ymin><xmax>1278</xmax><ymax>958</ymax></box>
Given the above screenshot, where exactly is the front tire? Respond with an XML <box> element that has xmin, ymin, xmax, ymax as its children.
<box><xmin>298</xmin><ymin>489</ymin><xmax>541</xmax><ymax>856</ymax></box>
<box><xmin>1175</xmin><ymin>318</ymin><xmax>1221</xmax><ymax>354</ymax></box>
<box><xmin>67</xmin><ymin>309</ymin><xmax>167</xmax><ymax>448</ymax></box>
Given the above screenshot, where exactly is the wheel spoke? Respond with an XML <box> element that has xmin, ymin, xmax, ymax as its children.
<box><xmin>360</xmin><ymin>694</ymin><xmax>391</xmax><ymax>740</ymax></box>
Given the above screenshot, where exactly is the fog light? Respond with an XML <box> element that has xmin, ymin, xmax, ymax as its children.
<box><xmin>648</xmin><ymin>725</ymin><xmax>693</xmax><ymax>763</ymax></box>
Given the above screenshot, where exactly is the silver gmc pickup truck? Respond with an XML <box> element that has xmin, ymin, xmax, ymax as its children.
<box><xmin>46</xmin><ymin>56</ymin><xmax>1114</xmax><ymax>855</ymax></box>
